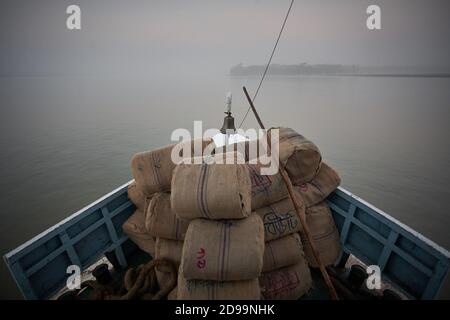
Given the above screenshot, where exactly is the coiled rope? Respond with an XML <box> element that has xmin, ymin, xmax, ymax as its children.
<box><xmin>80</xmin><ymin>258</ymin><xmax>177</xmax><ymax>300</ymax></box>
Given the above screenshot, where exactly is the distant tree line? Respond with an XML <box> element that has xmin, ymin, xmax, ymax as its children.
<box><xmin>230</xmin><ymin>63</ymin><xmax>450</xmax><ymax>77</ymax></box>
<box><xmin>230</xmin><ymin>63</ymin><xmax>359</xmax><ymax>76</ymax></box>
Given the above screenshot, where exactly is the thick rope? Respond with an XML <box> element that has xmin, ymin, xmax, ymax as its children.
<box><xmin>81</xmin><ymin>258</ymin><xmax>177</xmax><ymax>300</ymax></box>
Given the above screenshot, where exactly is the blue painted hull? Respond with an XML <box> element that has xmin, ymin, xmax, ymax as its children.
<box><xmin>3</xmin><ymin>181</ymin><xmax>449</xmax><ymax>300</ymax></box>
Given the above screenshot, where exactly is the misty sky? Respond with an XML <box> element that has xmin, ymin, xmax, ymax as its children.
<box><xmin>1</xmin><ymin>0</ymin><xmax>450</xmax><ymax>76</ymax></box>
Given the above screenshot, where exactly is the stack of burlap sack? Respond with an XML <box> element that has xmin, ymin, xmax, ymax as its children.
<box><xmin>171</xmin><ymin>159</ymin><xmax>266</xmax><ymax>299</ymax></box>
<box><xmin>122</xmin><ymin>139</ymin><xmax>210</xmax><ymax>299</ymax></box>
<box><xmin>122</xmin><ymin>127</ymin><xmax>342</xmax><ymax>300</ymax></box>
<box><xmin>274</xmin><ymin>127</ymin><xmax>342</xmax><ymax>269</ymax></box>
<box><xmin>255</xmin><ymin>127</ymin><xmax>342</xmax><ymax>299</ymax></box>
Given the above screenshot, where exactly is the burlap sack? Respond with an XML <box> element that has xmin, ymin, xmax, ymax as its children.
<box><xmin>127</xmin><ymin>182</ymin><xmax>150</xmax><ymax>212</ymax></box>
<box><xmin>296</xmin><ymin>162</ymin><xmax>341</xmax><ymax>208</ymax></box>
<box><xmin>255</xmin><ymin>195</ymin><xmax>303</xmax><ymax>242</ymax></box>
<box><xmin>259</xmin><ymin>261</ymin><xmax>312</xmax><ymax>300</ymax></box>
<box><xmin>182</xmin><ymin>215</ymin><xmax>264</xmax><ymax>281</ymax></box>
<box><xmin>270</xmin><ymin>127</ymin><xmax>321</xmax><ymax>185</ymax></box>
<box><xmin>131</xmin><ymin>139</ymin><xmax>212</xmax><ymax>196</ymax></box>
<box><xmin>145</xmin><ymin>192</ymin><xmax>189</xmax><ymax>240</ymax></box>
<box><xmin>122</xmin><ymin>209</ymin><xmax>156</xmax><ymax>256</ymax></box>
<box><xmin>262</xmin><ymin>233</ymin><xmax>305</xmax><ymax>272</ymax></box>
<box><xmin>192</xmin><ymin>153</ymin><xmax>288</xmax><ymax>210</ymax></box>
<box><xmin>154</xmin><ymin>238</ymin><xmax>184</xmax><ymax>288</ymax></box>
<box><xmin>249</xmin><ymin>164</ymin><xmax>289</xmax><ymax>210</ymax></box>
<box><xmin>177</xmin><ymin>271</ymin><xmax>261</xmax><ymax>300</ymax></box>
<box><xmin>171</xmin><ymin>163</ymin><xmax>252</xmax><ymax>220</ymax></box>
<box><xmin>168</xmin><ymin>287</ymin><xmax>177</xmax><ymax>300</ymax></box>
<box><xmin>302</xmin><ymin>202</ymin><xmax>341</xmax><ymax>268</ymax></box>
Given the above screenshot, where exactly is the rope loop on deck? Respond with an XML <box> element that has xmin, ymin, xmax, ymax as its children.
<box><xmin>80</xmin><ymin>258</ymin><xmax>177</xmax><ymax>300</ymax></box>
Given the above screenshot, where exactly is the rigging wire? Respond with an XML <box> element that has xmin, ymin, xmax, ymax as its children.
<box><xmin>238</xmin><ymin>0</ymin><xmax>295</xmax><ymax>129</ymax></box>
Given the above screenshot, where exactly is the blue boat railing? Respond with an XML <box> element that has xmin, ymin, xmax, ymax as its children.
<box><xmin>3</xmin><ymin>183</ymin><xmax>450</xmax><ymax>300</ymax></box>
<box><xmin>3</xmin><ymin>180</ymin><xmax>136</xmax><ymax>300</ymax></box>
<box><xmin>328</xmin><ymin>187</ymin><xmax>450</xmax><ymax>300</ymax></box>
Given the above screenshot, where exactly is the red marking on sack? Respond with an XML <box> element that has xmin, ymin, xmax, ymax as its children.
<box><xmin>196</xmin><ymin>247</ymin><xmax>206</xmax><ymax>269</ymax></box>
<box><xmin>197</xmin><ymin>247</ymin><xmax>206</xmax><ymax>259</ymax></box>
<box><xmin>299</xmin><ymin>184</ymin><xmax>308</xmax><ymax>192</ymax></box>
<box><xmin>266</xmin><ymin>271</ymin><xmax>300</xmax><ymax>294</ymax></box>
<box><xmin>197</xmin><ymin>259</ymin><xmax>206</xmax><ymax>269</ymax></box>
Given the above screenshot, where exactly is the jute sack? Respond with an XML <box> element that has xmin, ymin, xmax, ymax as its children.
<box><xmin>270</xmin><ymin>127</ymin><xmax>321</xmax><ymax>185</ymax></box>
<box><xmin>145</xmin><ymin>192</ymin><xmax>189</xmax><ymax>240</ymax></box>
<box><xmin>127</xmin><ymin>182</ymin><xmax>151</xmax><ymax>212</ymax></box>
<box><xmin>259</xmin><ymin>261</ymin><xmax>312</xmax><ymax>300</ymax></box>
<box><xmin>302</xmin><ymin>202</ymin><xmax>341</xmax><ymax>268</ymax></box>
<box><xmin>296</xmin><ymin>162</ymin><xmax>341</xmax><ymax>208</ymax></box>
<box><xmin>255</xmin><ymin>196</ymin><xmax>304</xmax><ymax>242</ymax></box>
<box><xmin>262</xmin><ymin>233</ymin><xmax>305</xmax><ymax>273</ymax></box>
<box><xmin>177</xmin><ymin>270</ymin><xmax>261</xmax><ymax>300</ymax></box>
<box><xmin>154</xmin><ymin>238</ymin><xmax>184</xmax><ymax>288</ymax></box>
<box><xmin>182</xmin><ymin>215</ymin><xmax>265</xmax><ymax>281</ymax></box>
<box><xmin>249</xmin><ymin>164</ymin><xmax>289</xmax><ymax>210</ymax></box>
<box><xmin>168</xmin><ymin>287</ymin><xmax>177</xmax><ymax>300</ymax></box>
<box><xmin>171</xmin><ymin>163</ymin><xmax>252</xmax><ymax>220</ymax></box>
<box><xmin>195</xmin><ymin>152</ymin><xmax>288</xmax><ymax>210</ymax></box>
<box><xmin>131</xmin><ymin>139</ymin><xmax>212</xmax><ymax>196</ymax></box>
<box><xmin>122</xmin><ymin>209</ymin><xmax>156</xmax><ymax>256</ymax></box>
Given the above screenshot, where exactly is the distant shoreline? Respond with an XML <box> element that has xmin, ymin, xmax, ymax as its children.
<box><xmin>229</xmin><ymin>63</ymin><xmax>450</xmax><ymax>78</ymax></box>
<box><xmin>229</xmin><ymin>73</ymin><xmax>450</xmax><ymax>78</ymax></box>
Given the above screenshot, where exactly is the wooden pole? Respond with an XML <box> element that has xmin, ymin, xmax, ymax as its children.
<box><xmin>242</xmin><ymin>86</ymin><xmax>339</xmax><ymax>300</ymax></box>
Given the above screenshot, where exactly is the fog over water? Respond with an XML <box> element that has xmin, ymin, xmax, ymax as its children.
<box><xmin>1</xmin><ymin>0</ymin><xmax>450</xmax><ymax>298</ymax></box>
<box><xmin>2</xmin><ymin>0</ymin><xmax>450</xmax><ymax>76</ymax></box>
